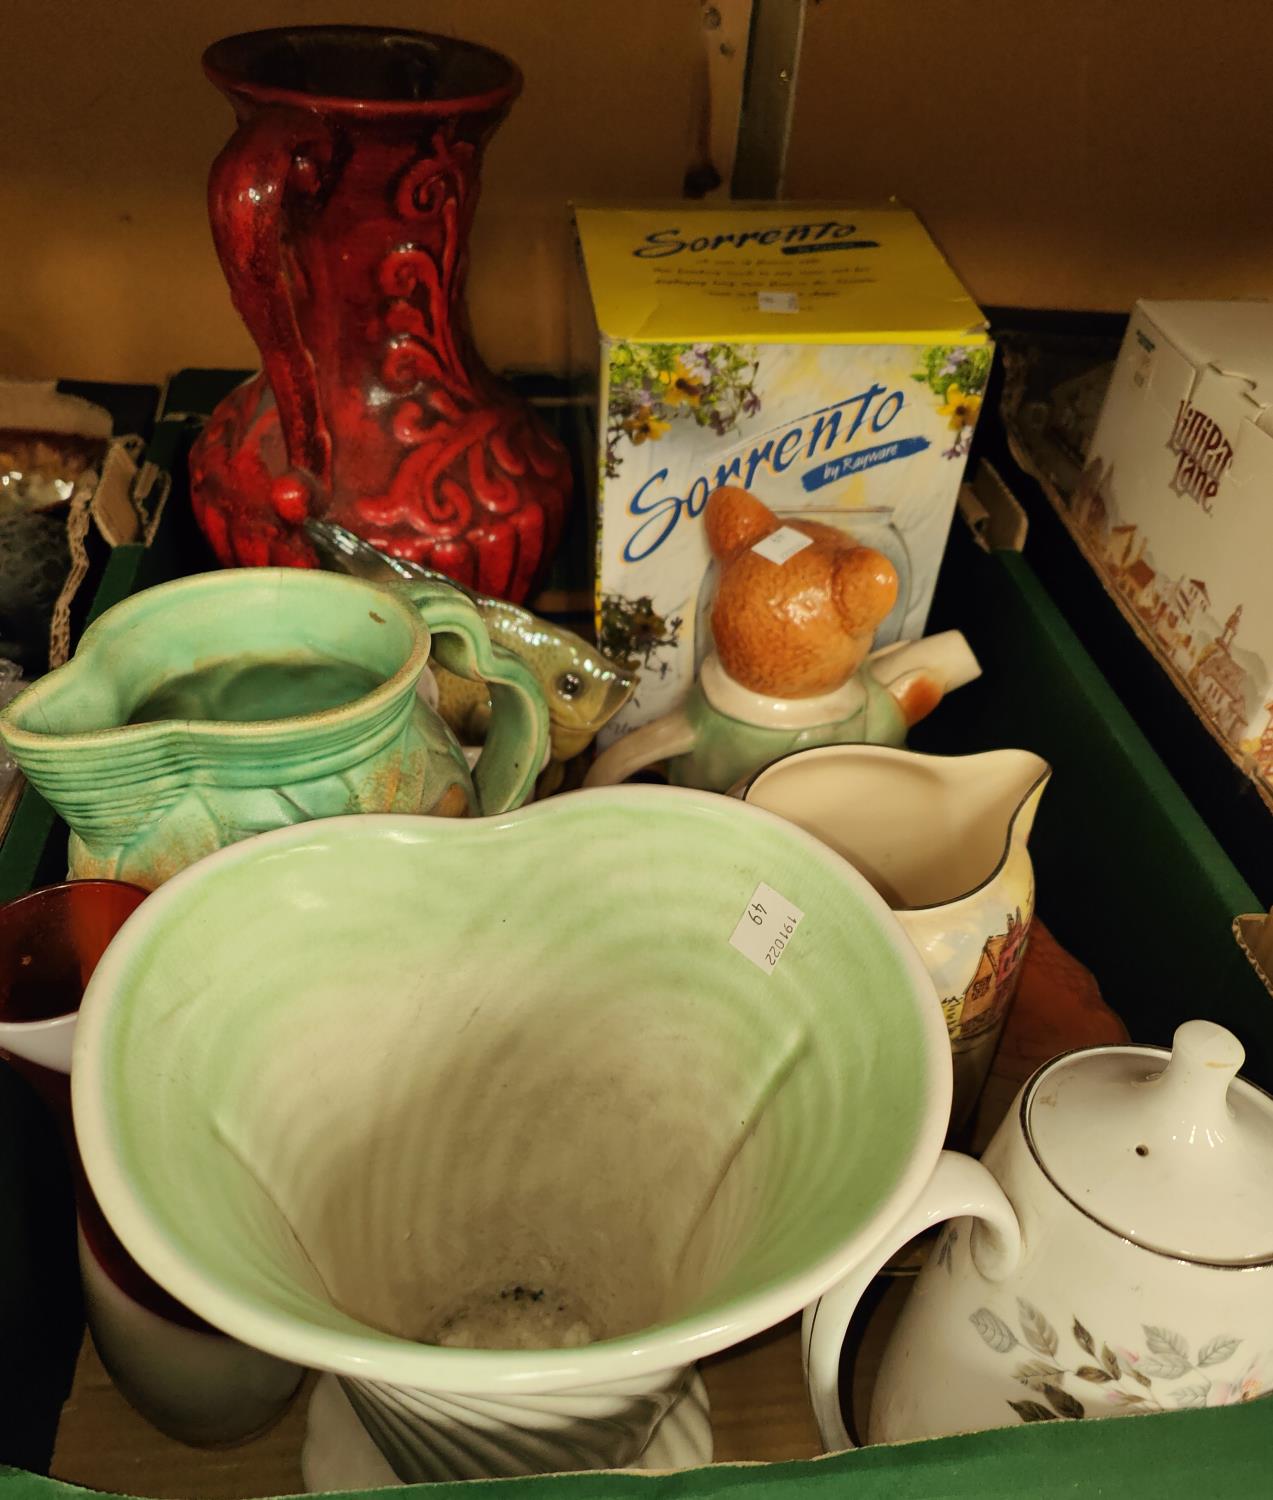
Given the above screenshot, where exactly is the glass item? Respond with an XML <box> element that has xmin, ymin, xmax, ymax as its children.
<box><xmin>0</xmin><ymin>881</ymin><xmax>147</xmax><ymax>1083</ymax></box>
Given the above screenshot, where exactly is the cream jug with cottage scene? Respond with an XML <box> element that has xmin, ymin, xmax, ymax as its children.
<box><xmin>741</xmin><ymin>744</ymin><xmax>1050</xmax><ymax>1133</ymax></box>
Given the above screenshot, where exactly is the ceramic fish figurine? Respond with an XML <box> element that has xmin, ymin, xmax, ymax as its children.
<box><xmin>303</xmin><ymin>519</ymin><xmax>431</xmax><ymax>585</ymax></box>
<box><xmin>306</xmin><ymin>521</ymin><xmax>637</xmax><ymax>791</ymax></box>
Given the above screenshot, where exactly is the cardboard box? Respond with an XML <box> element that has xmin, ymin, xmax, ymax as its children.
<box><xmin>1077</xmin><ymin>302</ymin><xmax>1273</xmax><ymax>792</ymax></box>
<box><xmin>574</xmin><ymin>204</ymin><xmax>989</xmax><ymax>741</ymax></box>
<box><xmin>8</xmin><ymin>374</ymin><xmax>1273</xmax><ymax>1497</ymax></box>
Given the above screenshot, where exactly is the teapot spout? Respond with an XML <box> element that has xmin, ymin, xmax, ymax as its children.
<box><xmin>0</xmin><ymin>1011</ymin><xmax>76</xmax><ymax>1075</ymax></box>
<box><xmin>868</xmin><ymin>631</ymin><xmax>981</xmax><ymax>727</ymax></box>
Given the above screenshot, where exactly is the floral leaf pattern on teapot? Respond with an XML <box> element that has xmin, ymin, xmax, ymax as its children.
<box><xmin>968</xmin><ymin>1296</ymin><xmax>1267</xmax><ymax>1421</ymax></box>
<box><xmin>1016</xmin><ymin>1299</ymin><xmax>1059</xmax><ymax>1358</ymax></box>
<box><xmin>1142</xmin><ymin>1325</ymin><xmax>1191</xmax><ymax>1379</ymax></box>
<box><xmin>968</xmin><ymin>1307</ymin><xmax>1016</xmax><ymax>1354</ymax></box>
<box><xmin>1198</xmin><ymin>1335</ymin><xmax>1243</xmax><ymax>1367</ymax></box>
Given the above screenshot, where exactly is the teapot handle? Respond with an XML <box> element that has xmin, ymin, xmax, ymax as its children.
<box><xmin>398</xmin><ymin>581</ymin><xmax>550</xmax><ymax>815</ymax></box>
<box><xmin>207</xmin><ymin>108</ymin><xmax>333</xmax><ymax>495</ymax></box>
<box><xmin>803</xmin><ymin>1150</ymin><xmax>1022</xmax><ymax>1452</ymax></box>
<box><xmin>583</xmin><ymin>710</ymin><xmax>696</xmax><ymax>787</ymax></box>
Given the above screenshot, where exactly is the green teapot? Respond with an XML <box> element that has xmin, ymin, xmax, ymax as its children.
<box><xmin>0</xmin><ymin>569</ymin><xmax>550</xmax><ymax>889</ymax></box>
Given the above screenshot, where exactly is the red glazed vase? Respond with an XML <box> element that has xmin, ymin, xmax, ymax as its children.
<box><xmin>190</xmin><ymin>27</ymin><xmax>571</xmax><ymax>603</ymax></box>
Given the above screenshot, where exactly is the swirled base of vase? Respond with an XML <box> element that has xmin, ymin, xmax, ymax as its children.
<box><xmin>637</xmin><ymin>1369</ymin><xmax>713</xmax><ymax>1471</ymax></box>
<box><xmin>300</xmin><ymin>1371</ymin><xmax>713</xmax><ymax>1491</ymax></box>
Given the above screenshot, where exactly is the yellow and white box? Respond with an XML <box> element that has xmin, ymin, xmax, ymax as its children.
<box><xmin>574</xmin><ymin>203</ymin><xmax>990</xmax><ymax>741</ymax></box>
<box><xmin>1078</xmin><ymin>301</ymin><xmax>1273</xmax><ymax>786</ymax></box>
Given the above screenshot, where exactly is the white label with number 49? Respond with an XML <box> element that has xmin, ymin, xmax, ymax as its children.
<box><xmin>730</xmin><ymin>882</ymin><xmax>805</xmax><ymax>974</ymax></box>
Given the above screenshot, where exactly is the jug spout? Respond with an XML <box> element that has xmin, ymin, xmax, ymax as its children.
<box><xmin>0</xmin><ymin>880</ymin><xmax>148</xmax><ymax>1080</ymax></box>
<box><xmin>1000</xmin><ymin>750</ymin><xmax>1051</xmax><ymax>856</ymax></box>
<box><xmin>743</xmin><ymin>745</ymin><xmax>1049</xmax><ymax>914</ymax></box>
<box><xmin>939</xmin><ymin>746</ymin><xmax>1051</xmax><ymax>880</ymax></box>
<box><xmin>0</xmin><ymin>1012</ymin><xmax>76</xmax><ymax>1075</ymax></box>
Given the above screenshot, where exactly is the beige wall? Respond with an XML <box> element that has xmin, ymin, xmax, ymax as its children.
<box><xmin>5</xmin><ymin>2</ymin><xmax>1273</xmax><ymax>385</ymax></box>
<box><xmin>1</xmin><ymin>1</ymin><xmax>708</xmax><ymax>384</ymax></box>
<box><xmin>787</xmin><ymin>0</ymin><xmax>1273</xmax><ymax>312</ymax></box>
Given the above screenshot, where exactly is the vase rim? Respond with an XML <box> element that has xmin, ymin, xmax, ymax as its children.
<box><xmin>203</xmin><ymin>25</ymin><xmax>522</xmax><ymax>118</ymax></box>
<box><xmin>71</xmin><ymin>789</ymin><xmax>954</xmax><ymax>1397</ymax></box>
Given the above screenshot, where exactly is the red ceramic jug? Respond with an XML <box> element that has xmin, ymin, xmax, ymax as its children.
<box><xmin>190</xmin><ymin>27</ymin><xmax>571</xmax><ymax>604</ymax></box>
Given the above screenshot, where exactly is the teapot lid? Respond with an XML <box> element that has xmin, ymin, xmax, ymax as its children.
<box><xmin>1026</xmin><ymin>1020</ymin><xmax>1273</xmax><ymax>1264</ymax></box>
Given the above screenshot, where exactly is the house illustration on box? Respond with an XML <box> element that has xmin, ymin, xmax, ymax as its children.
<box><xmin>1158</xmin><ymin>576</ymin><xmax>1210</xmax><ymax>639</ymax></box>
<box><xmin>1082</xmin><ymin>489</ymin><xmax>1109</xmax><ymax>546</ymax></box>
<box><xmin>1068</xmin><ymin>452</ymin><xmax>1268</xmax><ymax>790</ymax></box>
<box><xmin>1190</xmin><ymin>606</ymin><xmax>1249</xmax><ymax>743</ymax></box>
<box><xmin>1157</xmin><ymin>577</ymin><xmax>1210</xmax><ymax>672</ymax></box>
<box><xmin>1100</xmin><ymin>516</ymin><xmax>1161</xmax><ymax>621</ymax></box>
<box><xmin>1107</xmin><ymin>521</ymin><xmax>1139</xmax><ymax>572</ymax></box>
<box><xmin>1073</xmin><ymin>458</ymin><xmax>1109</xmax><ymax>546</ymax></box>
<box><xmin>1257</xmin><ymin>704</ymin><xmax>1273</xmax><ymax>777</ymax></box>
<box><xmin>1122</xmin><ymin>556</ymin><xmax>1157</xmax><ymax>614</ymax></box>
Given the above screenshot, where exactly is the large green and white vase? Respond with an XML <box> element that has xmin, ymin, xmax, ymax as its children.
<box><xmin>72</xmin><ymin>787</ymin><xmax>951</xmax><ymax>1485</ymax></box>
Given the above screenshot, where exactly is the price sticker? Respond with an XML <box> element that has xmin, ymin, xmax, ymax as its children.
<box><xmin>751</xmin><ymin>527</ymin><xmax>813</xmax><ymax>566</ymax></box>
<box><xmin>730</xmin><ymin>882</ymin><xmax>805</xmax><ymax>974</ymax></box>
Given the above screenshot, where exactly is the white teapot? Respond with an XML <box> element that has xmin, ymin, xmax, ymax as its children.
<box><xmin>805</xmin><ymin>1020</ymin><xmax>1273</xmax><ymax>1447</ymax></box>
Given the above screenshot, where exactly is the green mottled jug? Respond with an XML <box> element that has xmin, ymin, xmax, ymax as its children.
<box><xmin>0</xmin><ymin>569</ymin><xmax>549</xmax><ymax>890</ymax></box>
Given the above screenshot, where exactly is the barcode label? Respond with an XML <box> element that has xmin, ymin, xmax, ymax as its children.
<box><xmin>752</xmin><ymin>526</ymin><xmax>813</xmax><ymax>565</ymax></box>
<box><xmin>730</xmin><ymin>882</ymin><xmax>805</xmax><ymax>974</ymax></box>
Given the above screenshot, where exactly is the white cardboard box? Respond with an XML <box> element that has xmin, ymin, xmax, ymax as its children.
<box><xmin>1078</xmin><ymin>302</ymin><xmax>1273</xmax><ymax>788</ymax></box>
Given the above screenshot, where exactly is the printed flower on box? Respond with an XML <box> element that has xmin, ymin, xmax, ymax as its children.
<box><xmin>914</xmin><ymin>345</ymin><xmax>993</xmax><ymax>461</ymax></box>
<box><xmin>598</xmin><ymin>592</ymin><xmax>682</xmax><ymax>682</ymax></box>
<box><xmin>938</xmin><ymin>387</ymin><xmax>982</xmax><ymax>432</ymax></box>
<box><xmin>621</xmin><ymin>408</ymin><xmax>670</xmax><ymax>445</ymax></box>
<box><xmin>605</xmin><ymin>342</ymin><xmax>761</xmax><ymax>477</ymax></box>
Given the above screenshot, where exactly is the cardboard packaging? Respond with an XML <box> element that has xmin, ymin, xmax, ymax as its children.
<box><xmin>1078</xmin><ymin>302</ymin><xmax>1273</xmax><ymax>792</ymax></box>
<box><xmin>0</xmin><ymin>381</ymin><xmax>151</xmax><ymax>674</ymax></box>
<box><xmin>11</xmin><ymin>376</ymin><xmax>1273</xmax><ymax>1496</ymax></box>
<box><xmin>574</xmin><ymin>203</ymin><xmax>989</xmax><ymax>742</ymax></box>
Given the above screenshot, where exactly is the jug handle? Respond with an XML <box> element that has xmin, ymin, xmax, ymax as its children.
<box><xmin>802</xmin><ymin>1150</ymin><xmax>1022</xmax><ymax>1452</ymax></box>
<box><xmin>208</xmin><ymin>108</ymin><xmax>334</xmax><ymax>493</ymax></box>
<box><xmin>398</xmin><ymin>580</ymin><xmax>550</xmax><ymax>815</ymax></box>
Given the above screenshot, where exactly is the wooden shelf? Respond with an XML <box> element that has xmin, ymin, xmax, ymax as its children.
<box><xmin>52</xmin><ymin>1317</ymin><xmax>827</xmax><ymax>1498</ymax></box>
